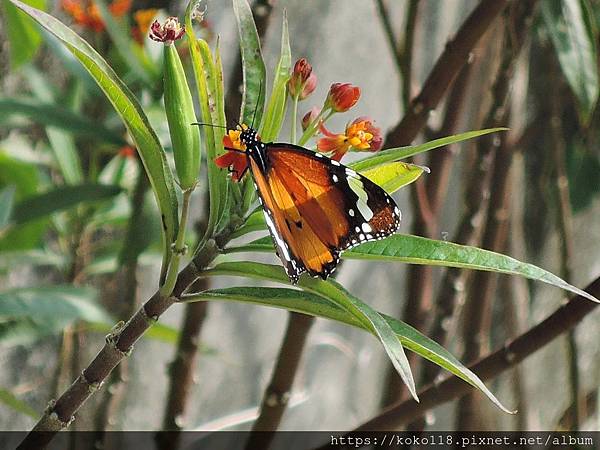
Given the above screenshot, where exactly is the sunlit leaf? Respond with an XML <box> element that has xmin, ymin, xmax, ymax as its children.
<box><xmin>362</xmin><ymin>161</ymin><xmax>428</xmax><ymax>193</ymax></box>
<box><xmin>349</xmin><ymin>128</ymin><xmax>507</xmax><ymax>172</ymax></box>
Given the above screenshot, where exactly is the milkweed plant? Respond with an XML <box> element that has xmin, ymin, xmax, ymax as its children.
<box><xmin>2</xmin><ymin>0</ymin><xmax>598</xmax><ymax>437</ymax></box>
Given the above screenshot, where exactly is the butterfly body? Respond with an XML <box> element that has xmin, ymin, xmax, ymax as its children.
<box><xmin>236</xmin><ymin>127</ymin><xmax>401</xmax><ymax>284</ymax></box>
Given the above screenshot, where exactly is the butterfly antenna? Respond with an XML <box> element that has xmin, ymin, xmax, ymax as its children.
<box><xmin>191</xmin><ymin>122</ymin><xmax>228</xmax><ymax>130</ymax></box>
<box><xmin>250</xmin><ymin>80</ymin><xmax>263</xmax><ymax>129</ymax></box>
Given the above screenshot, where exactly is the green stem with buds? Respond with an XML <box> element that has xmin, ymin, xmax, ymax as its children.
<box><xmin>298</xmin><ymin>107</ymin><xmax>333</xmax><ymax>147</ymax></box>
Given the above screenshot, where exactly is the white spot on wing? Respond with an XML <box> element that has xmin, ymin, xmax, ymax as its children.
<box><xmin>362</xmin><ymin>223</ymin><xmax>372</xmax><ymax>233</ymax></box>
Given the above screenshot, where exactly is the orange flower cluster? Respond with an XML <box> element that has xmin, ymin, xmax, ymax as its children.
<box><xmin>62</xmin><ymin>0</ymin><xmax>131</xmax><ymax>33</ymax></box>
<box><xmin>215</xmin><ymin>127</ymin><xmax>249</xmax><ymax>182</ymax></box>
<box><xmin>318</xmin><ymin>117</ymin><xmax>382</xmax><ymax>161</ymax></box>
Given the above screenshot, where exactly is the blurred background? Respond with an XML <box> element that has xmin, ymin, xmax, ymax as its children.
<box><xmin>1</xmin><ymin>0</ymin><xmax>599</xmax><ymax>438</ymax></box>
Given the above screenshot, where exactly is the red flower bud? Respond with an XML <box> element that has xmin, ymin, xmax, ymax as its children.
<box><xmin>326</xmin><ymin>82</ymin><xmax>361</xmax><ymax>112</ymax></box>
<box><xmin>301</xmin><ymin>107</ymin><xmax>321</xmax><ymax>131</ymax></box>
<box><xmin>288</xmin><ymin>58</ymin><xmax>317</xmax><ymax>100</ymax></box>
<box><xmin>149</xmin><ymin>17</ymin><xmax>185</xmax><ymax>44</ymax></box>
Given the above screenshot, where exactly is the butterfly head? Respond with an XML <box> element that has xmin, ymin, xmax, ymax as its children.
<box><xmin>238</xmin><ymin>124</ymin><xmax>261</xmax><ymax>149</ymax></box>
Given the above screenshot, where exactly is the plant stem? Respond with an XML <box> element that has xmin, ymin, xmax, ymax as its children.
<box><xmin>343</xmin><ymin>276</ymin><xmax>600</xmax><ymax>433</ymax></box>
<box><xmin>160</xmin><ymin>188</ymin><xmax>193</xmax><ymax>298</ymax></box>
<box><xmin>290</xmin><ymin>94</ymin><xmax>299</xmax><ymax>144</ymax></box>
<box><xmin>297</xmin><ymin>108</ymin><xmax>331</xmax><ymax>147</ymax></box>
<box><xmin>244</xmin><ymin>313</ymin><xmax>315</xmax><ymax>450</ymax></box>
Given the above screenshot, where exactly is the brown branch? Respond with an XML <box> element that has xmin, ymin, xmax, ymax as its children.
<box><xmin>381</xmin><ymin>57</ymin><xmax>476</xmax><ymax>408</ymax></box>
<box><xmin>244</xmin><ymin>313</ymin><xmax>315</xmax><ymax>450</ymax></box>
<box><xmin>549</xmin><ymin>63</ymin><xmax>579</xmax><ymax>430</ymax></box>
<box><xmin>95</xmin><ymin>160</ymin><xmax>148</xmax><ymax>437</ymax></box>
<box><xmin>16</xmin><ymin>241</ymin><xmax>221</xmax><ymax>450</ymax></box>
<box><xmin>345</xmin><ymin>276</ymin><xmax>600</xmax><ymax>433</ymax></box>
<box><xmin>400</xmin><ymin>0</ymin><xmax>420</xmax><ymax>108</ymax></box>
<box><xmin>456</xmin><ymin>0</ymin><xmax>538</xmax><ymax>430</ymax></box>
<box><xmin>374</xmin><ymin>0</ymin><xmax>403</xmax><ymax>73</ymax></box>
<box><xmin>383</xmin><ymin>0</ymin><xmax>510</xmax><ymax>148</ymax></box>
<box><xmin>158</xmin><ymin>289</ymin><xmax>209</xmax><ymax>450</ymax></box>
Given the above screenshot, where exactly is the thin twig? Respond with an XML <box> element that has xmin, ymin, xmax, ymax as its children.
<box><xmin>244</xmin><ymin>313</ymin><xmax>315</xmax><ymax>450</ymax></box>
<box><xmin>341</xmin><ymin>276</ymin><xmax>600</xmax><ymax>433</ymax></box>
<box><xmin>400</xmin><ymin>0</ymin><xmax>420</xmax><ymax>108</ymax></box>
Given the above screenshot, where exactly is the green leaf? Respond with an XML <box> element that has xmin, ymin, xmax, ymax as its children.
<box><xmin>567</xmin><ymin>143</ymin><xmax>600</xmax><ymax>212</ymax></box>
<box><xmin>186</xmin><ymin>1</ymin><xmax>229</xmax><ymax>238</ymax></box>
<box><xmin>0</xmin><ymin>97</ymin><xmax>127</xmax><ymax>146</ymax></box>
<box><xmin>9</xmin><ymin>0</ymin><xmax>179</xmax><ymax>274</ymax></box>
<box><xmin>349</xmin><ymin>128</ymin><xmax>507</xmax><ymax>172</ymax></box>
<box><xmin>361</xmin><ymin>161</ymin><xmax>428</xmax><ymax>194</ymax></box>
<box><xmin>0</xmin><ymin>151</ymin><xmax>44</xmax><ymax>251</ymax></box>
<box><xmin>542</xmin><ymin>0</ymin><xmax>599</xmax><ymax>123</ymax></box>
<box><xmin>192</xmin><ymin>264</ymin><xmax>510</xmax><ymax>412</ymax></box>
<box><xmin>0</xmin><ymin>186</ymin><xmax>16</xmax><ymax>230</ymax></box>
<box><xmin>233</xmin><ymin>0</ymin><xmax>266</xmax><ymax>125</ymax></box>
<box><xmin>11</xmin><ymin>184</ymin><xmax>122</xmax><ymax>225</ymax></box>
<box><xmin>259</xmin><ymin>11</ymin><xmax>291</xmax><ymax>142</ymax></box>
<box><xmin>1</xmin><ymin>0</ymin><xmax>45</xmax><ymax>68</ymax></box>
<box><xmin>0</xmin><ymin>387</ymin><xmax>38</xmax><ymax>418</ymax></box>
<box><xmin>200</xmin><ymin>261</ymin><xmax>417</xmax><ymax>400</ymax></box>
<box><xmin>225</xmin><ymin>234</ymin><xmax>599</xmax><ymax>303</ymax></box>
<box><xmin>0</xmin><ymin>249</ymin><xmax>65</xmax><ymax>272</ymax></box>
<box><xmin>0</xmin><ymin>286</ymin><xmax>112</xmax><ymax>346</ymax></box>
<box><xmin>229</xmin><ymin>207</ymin><xmax>265</xmax><ymax>239</ymax></box>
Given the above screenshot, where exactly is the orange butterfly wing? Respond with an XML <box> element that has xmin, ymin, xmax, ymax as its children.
<box><xmin>249</xmin><ymin>143</ymin><xmax>401</xmax><ymax>283</ymax></box>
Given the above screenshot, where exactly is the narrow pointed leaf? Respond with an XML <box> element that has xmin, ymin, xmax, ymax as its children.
<box><xmin>362</xmin><ymin>161</ymin><xmax>428</xmax><ymax>194</ymax></box>
<box><xmin>9</xmin><ymin>0</ymin><xmax>179</xmax><ymax>273</ymax></box>
<box><xmin>259</xmin><ymin>11</ymin><xmax>291</xmax><ymax>141</ymax></box>
<box><xmin>0</xmin><ymin>388</ymin><xmax>38</xmax><ymax>418</ymax></box>
<box><xmin>201</xmin><ymin>261</ymin><xmax>417</xmax><ymax>400</ymax></box>
<box><xmin>192</xmin><ymin>264</ymin><xmax>510</xmax><ymax>412</ymax></box>
<box><xmin>0</xmin><ymin>97</ymin><xmax>126</xmax><ymax>146</ymax></box>
<box><xmin>542</xmin><ymin>0</ymin><xmax>599</xmax><ymax>123</ymax></box>
<box><xmin>225</xmin><ymin>234</ymin><xmax>598</xmax><ymax>303</ymax></box>
<box><xmin>12</xmin><ymin>184</ymin><xmax>121</xmax><ymax>225</ymax></box>
<box><xmin>349</xmin><ymin>128</ymin><xmax>507</xmax><ymax>172</ymax></box>
<box><xmin>233</xmin><ymin>0</ymin><xmax>266</xmax><ymax>125</ymax></box>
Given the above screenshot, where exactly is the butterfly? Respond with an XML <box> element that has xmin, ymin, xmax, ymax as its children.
<box><xmin>223</xmin><ymin>125</ymin><xmax>402</xmax><ymax>284</ymax></box>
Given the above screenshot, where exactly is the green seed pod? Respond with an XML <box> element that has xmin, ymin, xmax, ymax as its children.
<box><xmin>164</xmin><ymin>42</ymin><xmax>200</xmax><ymax>190</ymax></box>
